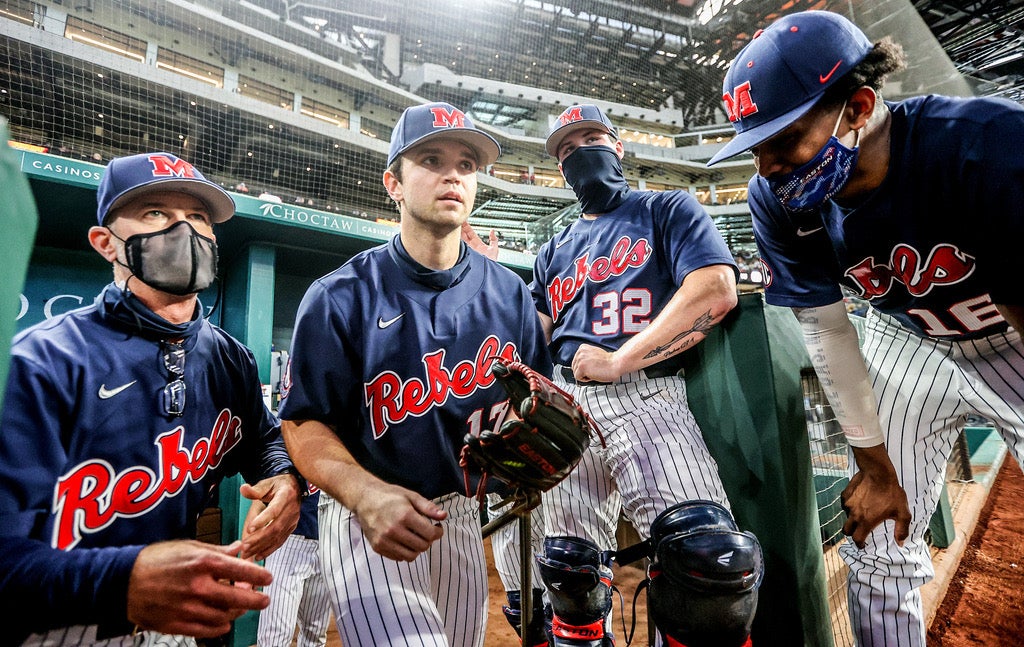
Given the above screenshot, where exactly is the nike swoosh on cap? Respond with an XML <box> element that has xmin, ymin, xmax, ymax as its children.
<box><xmin>377</xmin><ymin>313</ymin><xmax>405</xmax><ymax>329</ymax></box>
<box><xmin>98</xmin><ymin>380</ymin><xmax>138</xmax><ymax>399</ymax></box>
<box><xmin>819</xmin><ymin>60</ymin><xmax>843</xmax><ymax>84</ymax></box>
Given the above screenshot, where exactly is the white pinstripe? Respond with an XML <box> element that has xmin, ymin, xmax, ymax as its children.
<box><xmin>257</xmin><ymin>533</ymin><xmax>331</xmax><ymax>647</ymax></box>
<box><xmin>318</xmin><ymin>492</ymin><xmax>488</xmax><ymax>647</ymax></box>
<box><xmin>20</xmin><ymin>628</ymin><xmax>194</xmax><ymax>646</ymax></box>
<box><xmin>841</xmin><ymin>310</ymin><xmax>1024</xmax><ymax>647</ymax></box>
<box><xmin>487</xmin><ymin>495</ymin><xmax>545</xmax><ymax>591</ymax></box>
<box><xmin>543</xmin><ymin>367</ymin><xmax>731</xmax><ymax>547</ymax></box>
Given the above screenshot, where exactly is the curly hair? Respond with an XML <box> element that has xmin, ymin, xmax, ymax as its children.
<box><xmin>821</xmin><ymin>37</ymin><xmax>907</xmax><ymax>106</ymax></box>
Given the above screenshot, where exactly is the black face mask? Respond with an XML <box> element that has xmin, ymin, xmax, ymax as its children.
<box><xmin>111</xmin><ymin>220</ymin><xmax>218</xmax><ymax>295</ymax></box>
<box><xmin>560</xmin><ymin>146</ymin><xmax>630</xmax><ymax>215</ymax></box>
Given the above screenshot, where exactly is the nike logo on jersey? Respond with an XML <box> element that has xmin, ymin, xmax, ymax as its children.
<box><xmin>639</xmin><ymin>389</ymin><xmax>663</xmax><ymax>402</ymax></box>
<box><xmin>98</xmin><ymin>381</ymin><xmax>137</xmax><ymax>399</ymax></box>
<box><xmin>796</xmin><ymin>226</ymin><xmax>824</xmax><ymax>237</ymax></box>
<box><xmin>377</xmin><ymin>313</ymin><xmax>404</xmax><ymax>329</ymax></box>
<box><xmin>555</xmin><ymin>237</ymin><xmax>574</xmax><ymax>249</ymax></box>
<box><xmin>819</xmin><ymin>60</ymin><xmax>843</xmax><ymax>84</ymax></box>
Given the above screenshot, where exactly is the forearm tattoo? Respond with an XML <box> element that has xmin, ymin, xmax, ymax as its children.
<box><xmin>643</xmin><ymin>309</ymin><xmax>717</xmax><ymax>360</ymax></box>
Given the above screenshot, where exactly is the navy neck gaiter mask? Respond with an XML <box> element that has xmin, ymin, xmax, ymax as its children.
<box><xmin>561</xmin><ymin>146</ymin><xmax>630</xmax><ymax>215</ymax></box>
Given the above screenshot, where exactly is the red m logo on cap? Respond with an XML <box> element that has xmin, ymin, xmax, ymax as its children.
<box><xmin>147</xmin><ymin>155</ymin><xmax>197</xmax><ymax>178</ymax></box>
<box><xmin>722</xmin><ymin>81</ymin><xmax>758</xmax><ymax>122</ymax></box>
<box><xmin>558</xmin><ymin>106</ymin><xmax>584</xmax><ymax>126</ymax></box>
<box><xmin>430</xmin><ymin>106</ymin><xmax>466</xmax><ymax>128</ymax></box>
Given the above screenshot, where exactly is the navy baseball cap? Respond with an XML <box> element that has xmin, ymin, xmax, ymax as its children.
<box><xmin>545</xmin><ymin>104</ymin><xmax>619</xmax><ymax>157</ymax></box>
<box><xmin>387</xmin><ymin>102</ymin><xmax>500</xmax><ymax>168</ymax></box>
<box><xmin>706</xmin><ymin>11</ymin><xmax>873</xmax><ymax>166</ymax></box>
<box><xmin>96</xmin><ymin>152</ymin><xmax>235</xmax><ymax>225</ymax></box>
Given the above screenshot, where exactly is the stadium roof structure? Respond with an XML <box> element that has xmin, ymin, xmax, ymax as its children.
<box><xmin>912</xmin><ymin>0</ymin><xmax>1024</xmax><ymax>104</ymax></box>
<box><xmin>5</xmin><ymin>0</ymin><xmax>1023</xmax><ymax>255</ymax></box>
<box><xmin>244</xmin><ymin>0</ymin><xmax>1024</xmax><ymax>123</ymax></box>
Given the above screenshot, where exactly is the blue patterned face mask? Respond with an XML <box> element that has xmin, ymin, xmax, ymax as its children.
<box><xmin>767</xmin><ymin>103</ymin><xmax>860</xmax><ymax>213</ymax></box>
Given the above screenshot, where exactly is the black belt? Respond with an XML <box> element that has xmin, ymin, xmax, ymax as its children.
<box><xmin>558</xmin><ymin>362</ymin><xmax>681</xmax><ymax>385</ymax></box>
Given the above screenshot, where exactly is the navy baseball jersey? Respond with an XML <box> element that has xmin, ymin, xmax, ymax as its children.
<box><xmin>279</xmin><ymin>235</ymin><xmax>552</xmax><ymax>500</ymax></box>
<box><xmin>0</xmin><ymin>283</ymin><xmax>291</xmax><ymax>637</ymax></box>
<box><xmin>293</xmin><ymin>486</ymin><xmax>320</xmax><ymax>540</ymax></box>
<box><xmin>531</xmin><ymin>189</ymin><xmax>737</xmax><ymax>365</ymax></box>
<box><xmin>751</xmin><ymin>95</ymin><xmax>1024</xmax><ymax>340</ymax></box>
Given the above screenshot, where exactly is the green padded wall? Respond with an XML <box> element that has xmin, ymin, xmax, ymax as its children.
<box><xmin>0</xmin><ymin>125</ymin><xmax>40</xmax><ymax>413</ymax></box>
<box><xmin>681</xmin><ymin>293</ymin><xmax>833</xmax><ymax>647</ymax></box>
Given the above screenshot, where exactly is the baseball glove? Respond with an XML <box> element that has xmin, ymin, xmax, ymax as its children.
<box><xmin>461</xmin><ymin>358</ymin><xmax>599</xmax><ymax>498</ymax></box>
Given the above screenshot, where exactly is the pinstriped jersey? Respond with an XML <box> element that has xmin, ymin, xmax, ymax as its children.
<box><xmin>279</xmin><ymin>236</ymin><xmax>552</xmax><ymax>500</ymax></box>
<box><xmin>752</xmin><ymin>95</ymin><xmax>1024</xmax><ymax>340</ymax></box>
<box><xmin>530</xmin><ymin>190</ymin><xmax>737</xmax><ymax>366</ymax></box>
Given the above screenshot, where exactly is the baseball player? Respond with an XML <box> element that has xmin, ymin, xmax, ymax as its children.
<box><xmin>708</xmin><ymin>10</ymin><xmax>1024</xmax><ymax>646</ymax></box>
<box><xmin>458</xmin><ymin>223</ymin><xmax>554</xmax><ymax>643</ymax></box>
<box><xmin>522</xmin><ymin>104</ymin><xmax>763</xmax><ymax>647</ymax></box>
<box><xmin>278</xmin><ymin>102</ymin><xmax>553</xmax><ymax>647</ymax></box>
<box><xmin>0</xmin><ymin>152</ymin><xmax>304</xmax><ymax>645</ymax></box>
<box><xmin>257</xmin><ymin>487</ymin><xmax>331</xmax><ymax>647</ymax></box>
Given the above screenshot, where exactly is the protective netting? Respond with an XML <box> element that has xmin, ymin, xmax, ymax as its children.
<box><xmin>0</xmin><ymin>0</ymin><xmax>972</xmax><ymax>256</ymax></box>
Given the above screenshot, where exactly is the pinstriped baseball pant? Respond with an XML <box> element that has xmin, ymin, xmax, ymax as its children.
<box><xmin>489</xmin><ymin>496</ymin><xmax>545</xmax><ymax>593</ymax></box>
<box><xmin>19</xmin><ymin>629</ymin><xmax>194</xmax><ymax>646</ymax></box>
<box><xmin>543</xmin><ymin>368</ymin><xmax>731</xmax><ymax>549</ymax></box>
<box><xmin>256</xmin><ymin>532</ymin><xmax>331</xmax><ymax>647</ymax></box>
<box><xmin>841</xmin><ymin>310</ymin><xmax>1024</xmax><ymax>647</ymax></box>
<box><xmin>318</xmin><ymin>492</ymin><xmax>488</xmax><ymax>647</ymax></box>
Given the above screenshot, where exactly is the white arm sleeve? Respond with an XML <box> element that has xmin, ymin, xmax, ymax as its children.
<box><xmin>795</xmin><ymin>302</ymin><xmax>885</xmax><ymax>447</ymax></box>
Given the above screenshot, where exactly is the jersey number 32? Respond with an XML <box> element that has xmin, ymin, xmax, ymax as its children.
<box><xmin>592</xmin><ymin>288</ymin><xmax>652</xmax><ymax>335</ymax></box>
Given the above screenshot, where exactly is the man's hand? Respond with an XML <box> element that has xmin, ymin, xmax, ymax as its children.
<box><xmin>571</xmin><ymin>343</ymin><xmax>622</xmax><ymax>383</ymax></box>
<box><xmin>461</xmin><ymin>222</ymin><xmax>499</xmax><ymax>260</ymax></box>
<box><xmin>127</xmin><ymin>540</ymin><xmax>272</xmax><ymax>637</ymax></box>
<box><xmin>239</xmin><ymin>473</ymin><xmax>302</xmax><ymax>561</ymax></box>
<box><xmin>842</xmin><ymin>444</ymin><xmax>912</xmax><ymax>548</ymax></box>
<box><xmin>351</xmin><ymin>481</ymin><xmax>446</xmax><ymax>562</ymax></box>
